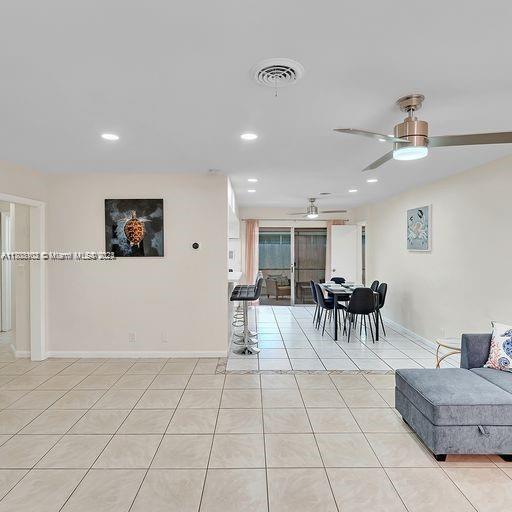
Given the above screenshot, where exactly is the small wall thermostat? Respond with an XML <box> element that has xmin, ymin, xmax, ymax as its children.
<box><xmin>192</xmin><ymin>242</ymin><xmax>200</xmax><ymax>250</ymax></box>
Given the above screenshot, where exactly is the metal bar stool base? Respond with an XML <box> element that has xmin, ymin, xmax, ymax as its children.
<box><xmin>233</xmin><ymin>345</ymin><xmax>260</xmax><ymax>355</ymax></box>
<box><xmin>233</xmin><ymin>337</ymin><xmax>258</xmax><ymax>346</ymax></box>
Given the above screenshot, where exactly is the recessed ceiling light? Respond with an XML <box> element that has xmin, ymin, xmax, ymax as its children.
<box><xmin>241</xmin><ymin>133</ymin><xmax>258</xmax><ymax>141</ymax></box>
<box><xmin>366</xmin><ymin>178</ymin><xmax>378</xmax><ymax>183</ymax></box>
<box><xmin>348</xmin><ymin>189</ymin><xmax>358</xmax><ymax>193</ymax></box>
<box><xmin>248</xmin><ymin>189</ymin><xmax>256</xmax><ymax>193</ymax></box>
<box><xmin>101</xmin><ymin>133</ymin><xmax>119</xmax><ymax>141</ymax></box>
<box><xmin>247</xmin><ymin>178</ymin><xmax>258</xmax><ymax>183</ymax></box>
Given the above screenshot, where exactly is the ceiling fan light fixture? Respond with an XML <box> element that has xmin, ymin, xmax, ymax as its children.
<box><xmin>307</xmin><ymin>213</ymin><xmax>319</xmax><ymax>219</ymax></box>
<box><xmin>393</xmin><ymin>146</ymin><xmax>428</xmax><ymax>161</ymax></box>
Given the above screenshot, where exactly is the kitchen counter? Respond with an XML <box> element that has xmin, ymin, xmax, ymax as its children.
<box><xmin>228</xmin><ymin>271</ymin><xmax>243</xmax><ymax>282</ymax></box>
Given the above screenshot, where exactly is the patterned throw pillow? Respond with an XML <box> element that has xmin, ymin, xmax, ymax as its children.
<box><xmin>485</xmin><ymin>322</ymin><xmax>512</xmax><ymax>372</ymax></box>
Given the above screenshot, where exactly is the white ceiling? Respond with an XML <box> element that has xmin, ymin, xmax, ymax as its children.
<box><xmin>1</xmin><ymin>1</ymin><xmax>512</xmax><ymax>209</ymax></box>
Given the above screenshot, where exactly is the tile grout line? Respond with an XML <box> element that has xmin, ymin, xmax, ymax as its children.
<box><xmin>55</xmin><ymin>359</ymin><xmax>144</xmax><ymax>511</ymax></box>
<box><xmin>0</xmin><ymin>360</ymin><xmax>135</xmax><ymax>505</ymax></box>
<box><xmin>196</xmin><ymin>367</ymin><xmax>225</xmax><ymax>512</ymax></box>
<box><xmin>340</xmin><ymin>379</ymin><xmax>412</xmax><ymax>512</ymax></box>
<box><xmin>54</xmin><ymin>358</ymin><xmax>197</xmax><ymax>508</ymax></box>
<box><xmin>126</xmin><ymin>359</ymin><xmax>200</xmax><ymax>512</ymax></box>
<box><xmin>259</xmin><ymin>372</ymin><xmax>270</xmax><ymax>512</ymax></box>
<box><xmin>294</xmin><ymin>372</ymin><xmax>341</xmax><ymax>512</ymax></box>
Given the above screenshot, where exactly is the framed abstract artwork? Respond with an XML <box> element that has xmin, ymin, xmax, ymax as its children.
<box><xmin>407</xmin><ymin>205</ymin><xmax>431</xmax><ymax>251</ymax></box>
<box><xmin>105</xmin><ymin>199</ymin><xmax>164</xmax><ymax>257</ymax></box>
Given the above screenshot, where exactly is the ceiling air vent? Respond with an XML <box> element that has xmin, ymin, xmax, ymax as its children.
<box><xmin>251</xmin><ymin>58</ymin><xmax>304</xmax><ymax>88</ymax></box>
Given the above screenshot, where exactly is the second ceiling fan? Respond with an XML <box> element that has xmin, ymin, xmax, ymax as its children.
<box><xmin>334</xmin><ymin>94</ymin><xmax>512</xmax><ymax>172</ymax></box>
<box><xmin>288</xmin><ymin>198</ymin><xmax>347</xmax><ymax>219</ymax></box>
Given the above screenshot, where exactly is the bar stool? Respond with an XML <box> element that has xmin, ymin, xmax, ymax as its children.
<box><xmin>230</xmin><ymin>277</ymin><xmax>264</xmax><ymax>355</ymax></box>
<box><xmin>232</xmin><ymin>274</ymin><xmax>261</xmax><ymax>343</ymax></box>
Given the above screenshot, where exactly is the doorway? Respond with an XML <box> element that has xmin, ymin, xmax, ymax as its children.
<box><xmin>258</xmin><ymin>228</ymin><xmax>292</xmax><ymax>305</ymax></box>
<box><xmin>294</xmin><ymin>228</ymin><xmax>327</xmax><ymax>304</ymax></box>
<box><xmin>0</xmin><ymin>205</ymin><xmax>13</xmax><ymax>333</ymax></box>
<box><xmin>0</xmin><ymin>193</ymin><xmax>46</xmax><ymax>361</ymax></box>
<box><xmin>361</xmin><ymin>225</ymin><xmax>366</xmax><ymax>286</ymax></box>
<box><xmin>258</xmin><ymin>227</ymin><xmax>327</xmax><ymax>306</ymax></box>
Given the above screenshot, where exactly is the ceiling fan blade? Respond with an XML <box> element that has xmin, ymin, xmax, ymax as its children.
<box><xmin>287</xmin><ymin>212</ymin><xmax>307</xmax><ymax>215</ymax></box>
<box><xmin>362</xmin><ymin>151</ymin><xmax>394</xmax><ymax>172</ymax></box>
<box><xmin>320</xmin><ymin>210</ymin><xmax>348</xmax><ymax>214</ymax></box>
<box><xmin>428</xmin><ymin>132</ymin><xmax>512</xmax><ymax>148</ymax></box>
<box><xmin>334</xmin><ymin>128</ymin><xmax>410</xmax><ymax>144</ymax></box>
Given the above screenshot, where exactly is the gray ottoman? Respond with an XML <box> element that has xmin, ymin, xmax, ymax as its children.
<box><xmin>395</xmin><ymin>368</ymin><xmax>512</xmax><ymax>461</ymax></box>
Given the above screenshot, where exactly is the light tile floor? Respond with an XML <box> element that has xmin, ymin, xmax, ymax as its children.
<box><xmin>0</xmin><ymin>307</ymin><xmax>509</xmax><ymax>511</ymax></box>
<box><xmin>227</xmin><ymin>305</ymin><xmax>459</xmax><ymax>373</ymax></box>
<box><xmin>0</xmin><ymin>351</ymin><xmax>511</xmax><ymax>510</ymax></box>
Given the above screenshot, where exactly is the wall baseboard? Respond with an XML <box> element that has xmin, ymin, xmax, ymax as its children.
<box><xmin>45</xmin><ymin>350</ymin><xmax>228</xmax><ymax>359</ymax></box>
<box><xmin>382</xmin><ymin>317</ymin><xmax>438</xmax><ymax>351</ymax></box>
<box><xmin>15</xmin><ymin>350</ymin><xmax>31</xmax><ymax>358</ymax></box>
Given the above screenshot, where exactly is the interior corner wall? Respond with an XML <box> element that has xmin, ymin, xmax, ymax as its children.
<box><xmin>46</xmin><ymin>173</ymin><xmax>229</xmax><ymax>356</ymax></box>
<box><xmin>0</xmin><ymin>161</ymin><xmax>47</xmax><ymax>201</ymax></box>
<box><xmin>351</xmin><ymin>155</ymin><xmax>512</xmax><ymax>341</ymax></box>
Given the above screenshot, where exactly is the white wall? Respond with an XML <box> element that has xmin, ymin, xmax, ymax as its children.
<box><xmin>46</xmin><ymin>173</ymin><xmax>228</xmax><ymax>356</ymax></box>
<box><xmin>0</xmin><ymin>161</ymin><xmax>47</xmax><ymax>201</ymax></box>
<box><xmin>352</xmin><ymin>154</ymin><xmax>512</xmax><ymax>341</ymax></box>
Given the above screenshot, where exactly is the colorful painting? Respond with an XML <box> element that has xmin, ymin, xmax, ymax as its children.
<box><xmin>407</xmin><ymin>205</ymin><xmax>431</xmax><ymax>251</ymax></box>
<box><xmin>105</xmin><ymin>199</ymin><xmax>164</xmax><ymax>257</ymax></box>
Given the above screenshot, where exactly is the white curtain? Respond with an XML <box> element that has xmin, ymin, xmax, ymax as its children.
<box><xmin>244</xmin><ymin>219</ymin><xmax>259</xmax><ymax>285</ymax></box>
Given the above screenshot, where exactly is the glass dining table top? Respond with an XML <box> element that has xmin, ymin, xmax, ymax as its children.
<box><xmin>320</xmin><ymin>283</ymin><xmax>364</xmax><ymax>294</ymax></box>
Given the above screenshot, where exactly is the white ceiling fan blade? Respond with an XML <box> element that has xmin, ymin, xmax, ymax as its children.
<box><xmin>320</xmin><ymin>209</ymin><xmax>347</xmax><ymax>213</ymax></box>
<box><xmin>428</xmin><ymin>132</ymin><xmax>512</xmax><ymax>147</ymax></box>
<box><xmin>362</xmin><ymin>151</ymin><xmax>394</xmax><ymax>172</ymax></box>
<box><xmin>334</xmin><ymin>128</ymin><xmax>411</xmax><ymax>144</ymax></box>
<box><xmin>287</xmin><ymin>212</ymin><xmax>307</xmax><ymax>215</ymax></box>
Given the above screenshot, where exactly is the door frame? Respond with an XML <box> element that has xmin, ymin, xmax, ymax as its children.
<box><xmin>1</xmin><ymin>207</ymin><xmax>14</xmax><ymax>332</ymax></box>
<box><xmin>356</xmin><ymin>221</ymin><xmax>367</xmax><ymax>286</ymax></box>
<box><xmin>0</xmin><ymin>192</ymin><xmax>46</xmax><ymax>361</ymax></box>
<box><xmin>258</xmin><ymin>220</ymin><xmax>328</xmax><ymax>306</ymax></box>
<box><xmin>290</xmin><ymin>228</ymin><xmax>296</xmax><ymax>305</ymax></box>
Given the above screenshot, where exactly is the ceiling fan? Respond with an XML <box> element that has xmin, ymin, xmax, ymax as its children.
<box><xmin>288</xmin><ymin>198</ymin><xmax>347</xmax><ymax>219</ymax></box>
<box><xmin>334</xmin><ymin>94</ymin><xmax>512</xmax><ymax>172</ymax></box>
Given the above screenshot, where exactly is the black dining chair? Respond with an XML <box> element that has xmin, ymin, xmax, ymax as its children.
<box><xmin>327</xmin><ymin>277</ymin><xmax>347</xmax><ymax>304</ymax></box>
<box><xmin>375</xmin><ymin>282</ymin><xmax>387</xmax><ymax>336</ymax></box>
<box><xmin>341</xmin><ymin>287</ymin><xmax>376</xmax><ymax>342</ymax></box>
<box><xmin>370</xmin><ymin>280</ymin><xmax>380</xmax><ymax>292</ymax></box>
<box><xmin>314</xmin><ymin>282</ymin><xmax>336</xmax><ymax>335</ymax></box>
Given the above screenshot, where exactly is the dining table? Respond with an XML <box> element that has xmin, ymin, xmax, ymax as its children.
<box><xmin>320</xmin><ymin>283</ymin><xmax>380</xmax><ymax>342</ymax></box>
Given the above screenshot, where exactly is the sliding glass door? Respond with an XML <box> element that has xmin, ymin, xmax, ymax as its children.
<box><xmin>293</xmin><ymin>228</ymin><xmax>327</xmax><ymax>304</ymax></box>
<box><xmin>258</xmin><ymin>228</ymin><xmax>293</xmax><ymax>305</ymax></box>
<box><xmin>258</xmin><ymin>226</ymin><xmax>326</xmax><ymax>306</ymax></box>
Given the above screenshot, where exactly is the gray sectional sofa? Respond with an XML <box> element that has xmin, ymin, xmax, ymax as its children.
<box><xmin>395</xmin><ymin>333</ymin><xmax>512</xmax><ymax>461</ymax></box>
